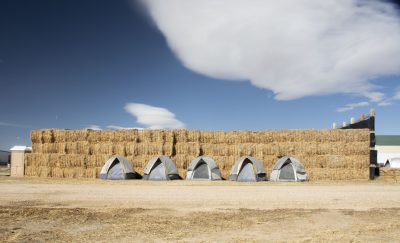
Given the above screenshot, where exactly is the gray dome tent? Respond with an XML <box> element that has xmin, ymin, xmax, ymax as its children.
<box><xmin>100</xmin><ymin>155</ymin><xmax>139</xmax><ymax>180</ymax></box>
<box><xmin>186</xmin><ymin>156</ymin><xmax>222</xmax><ymax>180</ymax></box>
<box><xmin>270</xmin><ymin>156</ymin><xmax>308</xmax><ymax>182</ymax></box>
<box><xmin>385</xmin><ymin>158</ymin><xmax>400</xmax><ymax>168</ymax></box>
<box><xmin>143</xmin><ymin>156</ymin><xmax>181</xmax><ymax>180</ymax></box>
<box><xmin>229</xmin><ymin>156</ymin><xmax>267</xmax><ymax>182</ymax></box>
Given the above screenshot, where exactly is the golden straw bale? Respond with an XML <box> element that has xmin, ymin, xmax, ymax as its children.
<box><xmin>41</xmin><ymin>130</ymin><xmax>55</xmax><ymax>143</ymax></box>
<box><xmin>187</xmin><ymin>130</ymin><xmax>201</xmax><ymax>142</ymax></box>
<box><xmin>263</xmin><ymin>155</ymin><xmax>279</xmax><ymax>175</ymax></box>
<box><xmin>338</xmin><ymin>142</ymin><xmax>369</xmax><ymax>156</ymax></box>
<box><xmin>126</xmin><ymin>155</ymin><xmax>149</xmax><ymax>170</ymax></box>
<box><xmin>211</xmin><ymin>131</ymin><xmax>227</xmax><ymax>144</ymax></box>
<box><xmin>89</xmin><ymin>142</ymin><xmax>114</xmax><ymax>155</ymax></box>
<box><xmin>50</xmin><ymin>167</ymin><xmax>63</xmax><ymax>178</ymax></box>
<box><xmin>173</xmin><ymin>130</ymin><xmax>188</xmax><ymax>143</ymax></box>
<box><xmin>259</xmin><ymin>143</ymin><xmax>281</xmax><ymax>156</ymax></box>
<box><xmin>136</xmin><ymin>130</ymin><xmax>172</xmax><ymax>143</ymax></box>
<box><xmin>200</xmin><ymin>144</ymin><xmax>229</xmax><ymax>157</ymax></box>
<box><xmin>178</xmin><ymin>168</ymin><xmax>186</xmax><ymax>178</ymax></box>
<box><xmin>32</xmin><ymin>143</ymin><xmax>43</xmax><ymax>153</ymax></box>
<box><xmin>114</xmin><ymin>143</ymin><xmax>127</xmax><ymax>156</ymax></box>
<box><xmin>211</xmin><ymin>155</ymin><xmax>237</xmax><ymax>178</ymax></box>
<box><xmin>48</xmin><ymin>154</ymin><xmax>87</xmax><ymax>168</ymax></box>
<box><xmin>76</xmin><ymin>141</ymin><xmax>90</xmax><ymax>155</ymax></box>
<box><xmin>136</xmin><ymin>142</ymin><xmax>164</xmax><ymax>155</ymax></box>
<box><xmin>24</xmin><ymin>166</ymin><xmax>37</xmax><ymax>177</ymax></box>
<box><xmin>172</xmin><ymin>154</ymin><xmax>195</xmax><ymax>170</ymax></box>
<box><xmin>87</xmin><ymin>130</ymin><xmax>113</xmax><ymax>142</ymax></box>
<box><xmin>32</xmin><ymin>143</ymin><xmax>66</xmax><ymax>154</ymax></box>
<box><xmin>109</xmin><ymin>130</ymin><xmax>144</xmax><ymax>142</ymax></box>
<box><xmin>30</xmin><ymin>130</ymin><xmax>43</xmax><ymax>143</ymax></box>
<box><xmin>173</xmin><ymin>129</ymin><xmax>197</xmax><ymax>143</ymax></box>
<box><xmin>24</xmin><ymin>153</ymin><xmax>50</xmax><ymax>167</ymax></box>
<box><xmin>125</xmin><ymin>142</ymin><xmax>138</xmax><ymax>156</ymax></box>
<box><xmin>58</xmin><ymin>167</ymin><xmax>83</xmax><ymax>178</ymax></box>
<box><xmin>84</xmin><ymin>168</ymin><xmax>99</xmax><ymax>179</ymax></box>
<box><xmin>111</xmin><ymin>130</ymin><xmax>128</xmax><ymax>142</ymax></box>
<box><xmin>229</xmin><ymin>143</ymin><xmax>258</xmax><ymax>157</ymax></box>
<box><xmin>35</xmin><ymin>166</ymin><xmax>52</xmax><ymax>177</ymax></box>
<box><xmin>137</xmin><ymin>130</ymin><xmax>165</xmax><ymax>143</ymax></box>
<box><xmin>53</xmin><ymin>129</ymin><xmax>88</xmax><ymax>143</ymax></box>
<box><xmin>163</xmin><ymin>130</ymin><xmax>175</xmax><ymax>143</ymax></box>
<box><xmin>379</xmin><ymin>168</ymin><xmax>400</xmax><ymax>182</ymax></box>
<box><xmin>175</xmin><ymin>142</ymin><xmax>200</xmax><ymax>156</ymax></box>
<box><xmin>86</xmin><ymin>154</ymin><xmax>110</xmax><ymax>167</ymax></box>
<box><xmin>162</xmin><ymin>143</ymin><xmax>174</xmax><ymax>156</ymax></box>
<box><xmin>24</xmin><ymin>153</ymin><xmax>33</xmax><ymax>167</ymax></box>
<box><xmin>198</xmin><ymin>131</ymin><xmax>215</xmax><ymax>143</ymax></box>
<box><xmin>307</xmin><ymin>168</ymin><xmax>369</xmax><ymax>181</ymax></box>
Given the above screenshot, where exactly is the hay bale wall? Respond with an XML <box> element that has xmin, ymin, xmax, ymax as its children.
<box><xmin>25</xmin><ymin>129</ymin><xmax>371</xmax><ymax>180</ymax></box>
<box><xmin>378</xmin><ymin>168</ymin><xmax>400</xmax><ymax>182</ymax></box>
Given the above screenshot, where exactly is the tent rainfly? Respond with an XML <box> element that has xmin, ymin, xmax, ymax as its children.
<box><xmin>385</xmin><ymin>158</ymin><xmax>400</xmax><ymax>168</ymax></box>
<box><xmin>270</xmin><ymin>156</ymin><xmax>308</xmax><ymax>182</ymax></box>
<box><xmin>186</xmin><ymin>156</ymin><xmax>222</xmax><ymax>180</ymax></box>
<box><xmin>143</xmin><ymin>156</ymin><xmax>181</xmax><ymax>180</ymax></box>
<box><xmin>100</xmin><ymin>155</ymin><xmax>139</xmax><ymax>180</ymax></box>
<box><xmin>229</xmin><ymin>156</ymin><xmax>267</xmax><ymax>182</ymax></box>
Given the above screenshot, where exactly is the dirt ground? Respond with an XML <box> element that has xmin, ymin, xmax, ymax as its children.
<box><xmin>0</xmin><ymin>177</ymin><xmax>399</xmax><ymax>242</ymax></box>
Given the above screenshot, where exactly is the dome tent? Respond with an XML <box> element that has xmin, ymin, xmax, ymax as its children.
<box><xmin>229</xmin><ymin>156</ymin><xmax>267</xmax><ymax>182</ymax></box>
<box><xmin>385</xmin><ymin>158</ymin><xmax>400</xmax><ymax>168</ymax></box>
<box><xmin>100</xmin><ymin>155</ymin><xmax>140</xmax><ymax>180</ymax></box>
<box><xmin>143</xmin><ymin>156</ymin><xmax>181</xmax><ymax>180</ymax></box>
<box><xmin>270</xmin><ymin>156</ymin><xmax>308</xmax><ymax>182</ymax></box>
<box><xmin>186</xmin><ymin>156</ymin><xmax>222</xmax><ymax>180</ymax></box>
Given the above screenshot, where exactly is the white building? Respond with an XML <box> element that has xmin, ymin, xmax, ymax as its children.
<box><xmin>375</xmin><ymin>135</ymin><xmax>400</xmax><ymax>167</ymax></box>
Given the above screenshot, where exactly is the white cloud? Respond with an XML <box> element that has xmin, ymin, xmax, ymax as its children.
<box><xmin>107</xmin><ymin>125</ymin><xmax>143</xmax><ymax>130</ymax></box>
<box><xmin>124</xmin><ymin>103</ymin><xmax>185</xmax><ymax>129</ymax></box>
<box><xmin>336</xmin><ymin>101</ymin><xmax>369</xmax><ymax>112</ymax></box>
<box><xmin>393</xmin><ymin>88</ymin><xmax>400</xmax><ymax>100</ymax></box>
<box><xmin>140</xmin><ymin>0</ymin><xmax>400</xmax><ymax>101</ymax></box>
<box><xmin>86</xmin><ymin>125</ymin><xmax>102</xmax><ymax>130</ymax></box>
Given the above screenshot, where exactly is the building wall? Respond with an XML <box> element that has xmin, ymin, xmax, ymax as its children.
<box><xmin>11</xmin><ymin>151</ymin><xmax>26</xmax><ymax>176</ymax></box>
<box><xmin>375</xmin><ymin>146</ymin><xmax>400</xmax><ymax>153</ymax></box>
<box><xmin>25</xmin><ymin>129</ymin><xmax>371</xmax><ymax>180</ymax></box>
<box><xmin>375</xmin><ymin>145</ymin><xmax>400</xmax><ymax>164</ymax></box>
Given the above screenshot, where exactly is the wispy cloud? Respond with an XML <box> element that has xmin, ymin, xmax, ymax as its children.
<box><xmin>141</xmin><ymin>0</ymin><xmax>400</xmax><ymax>101</ymax></box>
<box><xmin>0</xmin><ymin>121</ymin><xmax>29</xmax><ymax>128</ymax></box>
<box><xmin>125</xmin><ymin>103</ymin><xmax>185</xmax><ymax>129</ymax></box>
<box><xmin>376</xmin><ymin>87</ymin><xmax>400</xmax><ymax>106</ymax></box>
<box><xmin>392</xmin><ymin>88</ymin><xmax>400</xmax><ymax>101</ymax></box>
<box><xmin>378</xmin><ymin>100</ymin><xmax>393</xmax><ymax>107</ymax></box>
<box><xmin>336</xmin><ymin>101</ymin><xmax>369</xmax><ymax>113</ymax></box>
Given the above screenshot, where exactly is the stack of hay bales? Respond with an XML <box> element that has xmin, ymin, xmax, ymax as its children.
<box><xmin>25</xmin><ymin>128</ymin><xmax>371</xmax><ymax>180</ymax></box>
<box><xmin>378</xmin><ymin>168</ymin><xmax>400</xmax><ymax>182</ymax></box>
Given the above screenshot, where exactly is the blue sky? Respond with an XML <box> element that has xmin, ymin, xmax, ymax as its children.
<box><xmin>1</xmin><ymin>0</ymin><xmax>400</xmax><ymax>150</ymax></box>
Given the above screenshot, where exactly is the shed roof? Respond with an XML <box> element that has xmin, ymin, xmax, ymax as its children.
<box><xmin>376</xmin><ymin>135</ymin><xmax>400</xmax><ymax>146</ymax></box>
